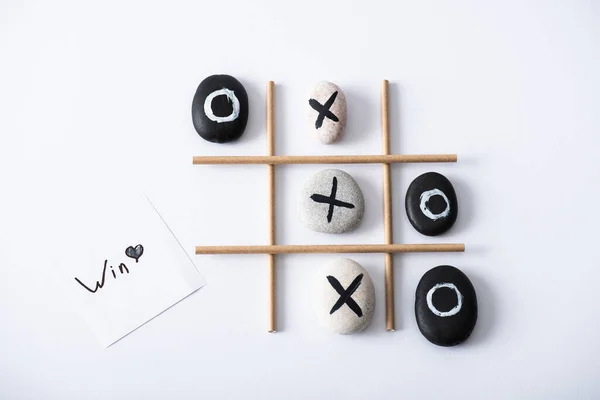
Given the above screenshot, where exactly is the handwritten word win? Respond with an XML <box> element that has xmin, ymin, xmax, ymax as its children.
<box><xmin>74</xmin><ymin>244</ymin><xmax>144</xmax><ymax>294</ymax></box>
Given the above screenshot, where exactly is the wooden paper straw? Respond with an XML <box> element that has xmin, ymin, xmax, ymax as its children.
<box><xmin>195</xmin><ymin>243</ymin><xmax>465</xmax><ymax>255</ymax></box>
<box><xmin>267</xmin><ymin>81</ymin><xmax>276</xmax><ymax>333</ymax></box>
<box><xmin>381</xmin><ymin>80</ymin><xmax>395</xmax><ymax>332</ymax></box>
<box><xmin>193</xmin><ymin>154</ymin><xmax>457</xmax><ymax>165</ymax></box>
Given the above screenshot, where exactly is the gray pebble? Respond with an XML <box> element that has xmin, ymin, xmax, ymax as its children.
<box><xmin>308</xmin><ymin>82</ymin><xmax>347</xmax><ymax>144</ymax></box>
<box><xmin>300</xmin><ymin>169</ymin><xmax>364</xmax><ymax>234</ymax></box>
<box><xmin>314</xmin><ymin>258</ymin><xmax>375</xmax><ymax>334</ymax></box>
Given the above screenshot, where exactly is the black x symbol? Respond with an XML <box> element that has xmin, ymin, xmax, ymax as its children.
<box><xmin>310</xmin><ymin>177</ymin><xmax>355</xmax><ymax>223</ymax></box>
<box><xmin>327</xmin><ymin>274</ymin><xmax>364</xmax><ymax>317</ymax></box>
<box><xmin>309</xmin><ymin>91</ymin><xmax>339</xmax><ymax>129</ymax></box>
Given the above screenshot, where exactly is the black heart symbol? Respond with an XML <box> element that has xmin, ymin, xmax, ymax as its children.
<box><xmin>125</xmin><ymin>244</ymin><xmax>144</xmax><ymax>263</ymax></box>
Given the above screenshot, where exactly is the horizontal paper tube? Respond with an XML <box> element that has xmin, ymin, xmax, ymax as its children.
<box><xmin>195</xmin><ymin>243</ymin><xmax>465</xmax><ymax>255</ymax></box>
<box><xmin>192</xmin><ymin>154</ymin><xmax>457</xmax><ymax>165</ymax></box>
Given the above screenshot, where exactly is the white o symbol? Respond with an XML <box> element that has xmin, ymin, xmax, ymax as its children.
<box><xmin>419</xmin><ymin>188</ymin><xmax>450</xmax><ymax>220</ymax></box>
<box><xmin>426</xmin><ymin>282</ymin><xmax>463</xmax><ymax>317</ymax></box>
<box><xmin>203</xmin><ymin>88</ymin><xmax>240</xmax><ymax>123</ymax></box>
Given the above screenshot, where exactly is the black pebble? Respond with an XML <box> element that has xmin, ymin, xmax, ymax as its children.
<box><xmin>405</xmin><ymin>172</ymin><xmax>458</xmax><ymax>236</ymax></box>
<box><xmin>192</xmin><ymin>74</ymin><xmax>249</xmax><ymax>143</ymax></box>
<box><xmin>415</xmin><ymin>265</ymin><xmax>477</xmax><ymax>346</ymax></box>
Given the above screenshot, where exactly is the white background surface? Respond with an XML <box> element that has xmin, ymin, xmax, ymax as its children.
<box><xmin>1</xmin><ymin>0</ymin><xmax>599</xmax><ymax>398</ymax></box>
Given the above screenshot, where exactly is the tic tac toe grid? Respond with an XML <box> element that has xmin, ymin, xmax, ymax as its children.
<box><xmin>193</xmin><ymin>81</ymin><xmax>465</xmax><ymax>332</ymax></box>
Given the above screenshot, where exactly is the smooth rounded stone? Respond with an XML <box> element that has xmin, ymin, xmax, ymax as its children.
<box><xmin>307</xmin><ymin>81</ymin><xmax>347</xmax><ymax>144</ymax></box>
<box><xmin>415</xmin><ymin>265</ymin><xmax>477</xmax><ymax>346</ymax></box>
<box><xmin>300</xmin><ymin>169</ymin><xmax>364</xmax><ymax>234</ymax></box>
<box><xmin>405</xmin><ymin>172</ymin><xmax>458</xmax><ymax>236</ymax></box>
<box><xmin>191</xmin><ymin>74</ymin><xmax>249</xmax><ymax>143</ymax></box>
<box><xmin>315</xmin><ymin>258</ymin><xmax>375</xmax><ymax>334</ymax></box>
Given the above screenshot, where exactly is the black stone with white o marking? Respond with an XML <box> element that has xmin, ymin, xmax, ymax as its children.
<box><xmin>192</xmin><ymin>74</ymin><xmax>249</xmax><ymax>143</ymax></box>
<box><xmin>405</xmin><ymin>172</ymin><xmax>458</xmax><ymax>236</ymax></box>
<box><xmin>415</xmin><ymin>265</ymin><xmax>477</xmax><ymax>346</ymax></box>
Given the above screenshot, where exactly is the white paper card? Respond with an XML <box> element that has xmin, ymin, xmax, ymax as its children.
<box><xmin>64</xmin><ymin>193</ymin><xmax>205</xmax><ymax>347</ymax></box>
